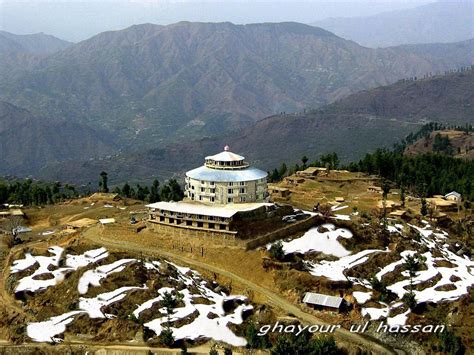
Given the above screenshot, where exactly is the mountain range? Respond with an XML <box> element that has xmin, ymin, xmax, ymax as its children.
<box><xmin>0</xmin><ymin>101</ymin><xmax>116</xmax><ymax>176</ymax></box>
<box><xmin>0</xmin><ymin>21</ymin><xmax>472</xmax><ymax>184</ymax></box>
<box><xmin>30</xmin><ymin>69</ymin><xmax>474</xmax><ymax>185</ymax></box>
<box><xmin>0</xmin><ymin>22</ymin><xmax>472</xmax><ymax>152</ymax></box>
<box><xmin>314</xmin><ymin>1</ymin><xmax>474</xmax><ymax>48</ymax></box>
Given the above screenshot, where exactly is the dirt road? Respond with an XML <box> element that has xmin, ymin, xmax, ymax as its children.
<box><xmin>84</xmin><ymin>226</ymin><xmax>398</xmax><ymax>354</ymax></box>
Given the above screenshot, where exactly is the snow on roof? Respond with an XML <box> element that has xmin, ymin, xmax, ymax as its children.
<box><xmin>146</xmin><ymin>201</ymin><xmax>273</xmax><ymax>218</ymax></box>
<box><xmin>303</xmin><ymin>292</ymin><xmax>343</xmax><ymax>308</ymax></box>
<box><xmin>205</xmin><ymin>149</ymin><xmax>245</xmax><ymax>162</ymax></box>
<box><xmin>186</xmin><ymin>165</ymin><xmax>267</xmax><ymax>182</ymax></box>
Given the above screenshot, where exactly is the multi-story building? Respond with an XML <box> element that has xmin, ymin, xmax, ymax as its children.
<box><xmin>146</xmin><ymin>146</ymin><xmax>271</xmax><ymax>237</ymax></box>
<box><xmin>185</xmin><ymin>146</ymin><xmax>268</xmax><ymax>204</ymax></box>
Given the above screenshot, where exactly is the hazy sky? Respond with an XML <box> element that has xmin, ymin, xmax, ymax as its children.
<box><xmin>0</xmin><ymin>0</ymin><xmax>437</xmax><ymax>41</ymax></box>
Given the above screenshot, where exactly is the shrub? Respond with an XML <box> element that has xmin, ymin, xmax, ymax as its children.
<box><xmin>269</xmin><ymin>241</ymin><xmax>285</xmax><ymax>261</ymax></box>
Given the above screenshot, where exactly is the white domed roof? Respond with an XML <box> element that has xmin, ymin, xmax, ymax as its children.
<box><xmin>205</xmin><ymin>147</ymin><xmax>245</xmax><ymax>162</ymax></box>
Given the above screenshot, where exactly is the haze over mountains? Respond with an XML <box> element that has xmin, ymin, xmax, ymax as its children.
<box><xmin>0</xmin><ymin>18</ymin><xmax>472</xmax><ymax>184</ymax></box>
<box><xmin>0</xmin><ymin>101</ymin><xmax>116</xmax><ymax>176</ymax></box>
<box><xmin>314</xmin><ymin>1</ymin><xmax>474</xmax><ymax>47</ymax></box>
<box><xmin>0</xmin><ymin>22</ymin><xmax>472</xmax><ymax>148</ymax></box>
<box><xmin>0</xmin><ymin>0</ymin><xmax>432</xmax><ymax>42</ymax></box>
<box><xmin>32</xmin><ymin>70</ymin><xmax>474</xmax><ymax>185</ymax></box>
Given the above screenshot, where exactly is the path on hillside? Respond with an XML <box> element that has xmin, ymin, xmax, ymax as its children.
<box><xmin>84</xmin><ymin>226</ymin><xmax>399</xmax><ymax>354</ymax></box>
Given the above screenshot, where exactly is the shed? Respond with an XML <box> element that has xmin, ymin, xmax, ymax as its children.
<box><xmin>90</xmin><ymin>193</ymin><xmax>122</xmax><ymax>202</ymax></box>
<box><xmin>426</xmin><ymin>197</ymin><xmax>457</xmax><ymax>212</ymax></box>
<box><xmin>376</xmin><ymin>200</ymin><xmax>400</xmax><ymax>212</ymax></box>
<box><xmin>270</xmin><ymin>186</ymin><xmax>291</xmax><ymax>198</ymax></box>
<box><xmin>297</xmin><ymin>167</ymin><xmax>326</xmax><ymax>177</ymax></box>
<box><xmin>99</xmin><ymin>218</ymin><xmax>116</xmax><ymax>225</ymax></box>
<box><xmin>367</xmin><ymin>185</ymin><xmax>382</xmax><ymax>193</ymax></box>
<box><xmin>444</xmin><ymin>191</ymin><xmax>461</xmax><ymax>202</ymax></box>
<box><xmin>302</xmin><ymin>292</ymin><xmax>350</xmax><ymax>312</ymax></box>
<box><xmin>389</xmin><ymin>210</ymin><xmax>407</xmax><ymax>218</ymax></box>
<box><xmin>66</xmin><ymin>218</ymin><xmax>97</xmax><ymax>230</ymax></box>
<box><xmin>10</xmin><ymin>209</ymin><xmax>25</xmax><ymax>217</ymax></box>
<box><xmin>285</xmin><ymin>177</ymin><xmax>305</xmax><ymax>185</ymax></box>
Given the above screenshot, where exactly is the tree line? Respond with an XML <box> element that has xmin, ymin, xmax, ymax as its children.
<box><xmin>98</xmin><ymin>171</ymin><xmax>184</xmax><ymax>202</ymax></box>
<box><xmin>0</xmin><ymin>171</ymin><xmax>185</xmax><ymax>207</ymax></box>
<box><xmin>0</xmin><ymin>179</ymin><xmax>77</xmax><ymax>206</ymax></box>
<box><xmin>267</xmin><ymin>126</ymin><xmax>473</xmax><ymax>200</ymax></box>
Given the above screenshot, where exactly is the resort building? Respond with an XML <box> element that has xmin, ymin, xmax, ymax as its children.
<box><xmin>185</xmin><ymin>146</ymin><xmax>268</xmax><ymax>204</ymax></box>
<box><xmin>147</xmin><ymin>146</ymin><xmax>272</xmax><ymax>238</ymax></box>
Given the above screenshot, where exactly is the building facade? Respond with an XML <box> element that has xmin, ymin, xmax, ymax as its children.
<box><xmin>185</xmin><ymin>146</ymin><xmax>268</xmax><ymax>204</ymax></box>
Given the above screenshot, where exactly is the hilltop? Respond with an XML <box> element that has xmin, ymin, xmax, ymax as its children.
<box><xmin>405</xmin><ymin>130</ymin><xmax>474</xmax><ymax>159</ymax></box>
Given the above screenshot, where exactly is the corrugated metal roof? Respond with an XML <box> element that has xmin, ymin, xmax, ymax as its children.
<box><xmin>445</xmin><ymin>191</ymin><xmax>461</xmax><ymax>198</ymax></box>
<box><xmin>303</xmin><ymin>292</ymin><xmax>343</xmax><ymax>308</ymax></box>
<box><xmin>205</xmin><ymin>151</ymin><xmax>245</xmax><ymax>162</ymax></box>
<box><xmin>186</xmin><ymin>165</ymin><xmax>267</xmax><ymax>182</ymax></box>
<box><xmin>146</xmin><ymin>201</ymin><xmax>272</xmax><ymax>218</ymax></box>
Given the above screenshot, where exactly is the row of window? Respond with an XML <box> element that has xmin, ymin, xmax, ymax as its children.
<box><xmin>159</xmin><ymin>215</ymin><xmax>228</xmax><ymax>230</ymax></box>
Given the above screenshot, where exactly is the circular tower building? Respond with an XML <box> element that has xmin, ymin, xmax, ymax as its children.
<box><xmin>185</xmin><ymin>146</ymin><xmax>268</xmax><ymax>204</ymax></box>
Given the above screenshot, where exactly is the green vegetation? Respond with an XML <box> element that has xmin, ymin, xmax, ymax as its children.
<box><xmin>439</xmin><ymin>329</ymin><xmax>466</xmax><ymax>355</ymax></box>
<box><xmin>245</xmin><ymin>322</ymin><xmax>270</xmax><ymax>349</ymax></box>
<box><xmin>402</xmin><ymin>253</ymin><xmax>426</xmax><ymax>310</ymax></box>
<box><xmin>350</xmin><ymin>149</ymin><xmax>474</xmax><ymax>200</ymax></box>
<box><xmin>271</xmin><ymin>332</ymin><xmax>341</xmax><ymax>355</ymax></box>
<box><xmin>113</xmin><ymin>178</ymin><xmax>184</xmax><ymax>202</ymax></box>
<box><xmin>433</xmin><ymin>133</ymin><xmax>454</xmax><ymax>155</ymax></box>
<box><xmin>269</xmin><ymin>241</ymin><xmax>285</xmax><ymax>261</ymax></box>
<box><xmin>99</xmin><ymin>171</ymin><xmax>109</xmax><ymax>193</ymax></box>
<box><xmin>0</xmin><ymin>179</ymin><xmax>77</xmax><ymax>206</ymax></box>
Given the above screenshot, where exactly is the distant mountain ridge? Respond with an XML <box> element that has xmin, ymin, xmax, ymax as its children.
<box><xmin>0</xmin><ymin>22</ymin><xmax>472</xmax><ymax>153</ymax></box>
<box><xmin>0</xmin><ymin>30</ymin><xmax>72</xmax><ymax>81</ymax></box>
<box><xmin>33</xmin><ymin>70</ymin><xmax>474</xmax><ymax>185</ymax></box>
<box><xmin>0</xmin><ymin>101</ymin><xmax>117</xmax><ymax>176</ymax></box>
<box><xmin>314</xmin><ymin>1</ymin><xmax>474</xmax><ymax>47</ymax></box>
<box><xmin>0</xmin><ymin>31</ymin><xmax>71</xmax><ymax>54</ymax></box>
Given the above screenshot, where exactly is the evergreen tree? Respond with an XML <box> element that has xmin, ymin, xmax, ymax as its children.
<box><xmin>121</xmin><ymin>182</ymin><xmax>131</xmax><ymax>198</ymax></box>
<box><xmin>149</xmin><ymin>179</ymin><xmax>161</xmax><ymax>203</ymax></box>
<box><xmin>99</xmin><ymin>171</ymin><xmax>109</xmax><ymax>193</ymax></box>
<box><xmin>420</xmin><ymin>198</ymin><xmax>428</xmax><ymax>216</ymax></box>
<box><xmin>301</xmin><ymin>155</ymin><xmax>309</xmax><ymax>169</ymax></box>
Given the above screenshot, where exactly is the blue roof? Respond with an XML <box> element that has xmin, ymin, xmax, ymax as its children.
<box><xmin>186</xmin><ymin>165</ymin><xmax>267</xmax><ymax>182</ymax></box>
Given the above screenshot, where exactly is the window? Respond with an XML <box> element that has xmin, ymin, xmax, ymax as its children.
<box><xmin>199</xmin><ymin>196</ymin><xmax>202</xmax><ymax>201</ymax></box>
<box><xmin>220</xmin><ymin>224</ymin><xmax>226</xmax><ymax>230</ymax></box>
<box><xmin>186</xmin><ymin>220</ymin><xmax>192</xmax><ymax>226</ymax></box>
<box><xmin>191</xmin><ymin>185</ymin><xmax>195</xmax><ymax>190</ymax></box>
<box><xmin>210</xmin><ymin>181</ymin><xmax>215</xmax><ymax>186</ymax></box>
<box><xmin>197</xmin><ymin>221</ymin><xmax>204</xmax><ymax>228</ymax></box>
<box><xmin>210</xmin><ymin>197</ymin><xmax>215</xmax><ymax>202</ymax></box>
<box><xmin>240</xmin><ymin>181</ymin><xmax>245</xmax><ymax>186</ymax></box>
<box><xmin>229</xmin><ymin>182</ymin><xmax>234</xmax><ymax>186</ymax></box>
<box><xmin>240</xmin><ymin>188</ymin><xmax>245</xmax><ymax>194</ymax></box>
<box><xmin>208</xmin><ymin>223</ymin><xmax>215</xmax><ymax>229</ymax></box>
<box><xmin>210</xmin><ymin>188</ymin><xmax>215</xmax><ymax>193</ymax></box>
<box><xmin>228</xmin><ymin>188</ymin><xmax>233</xmax><ymax>194</ymax></box>
<box><xmin>240</xmin><ymin>196</ymin><xmax>246</xmax><ymax>202</ymax></box>
<box><xmin>227</xmin><ymin>197</ymin><xmax>232</xmax><ymax>203</ymax></box>
<box><xmin>201</xmin><ymin>187</ymin><xmax>205</xmax><ymax>192</ymax></box>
